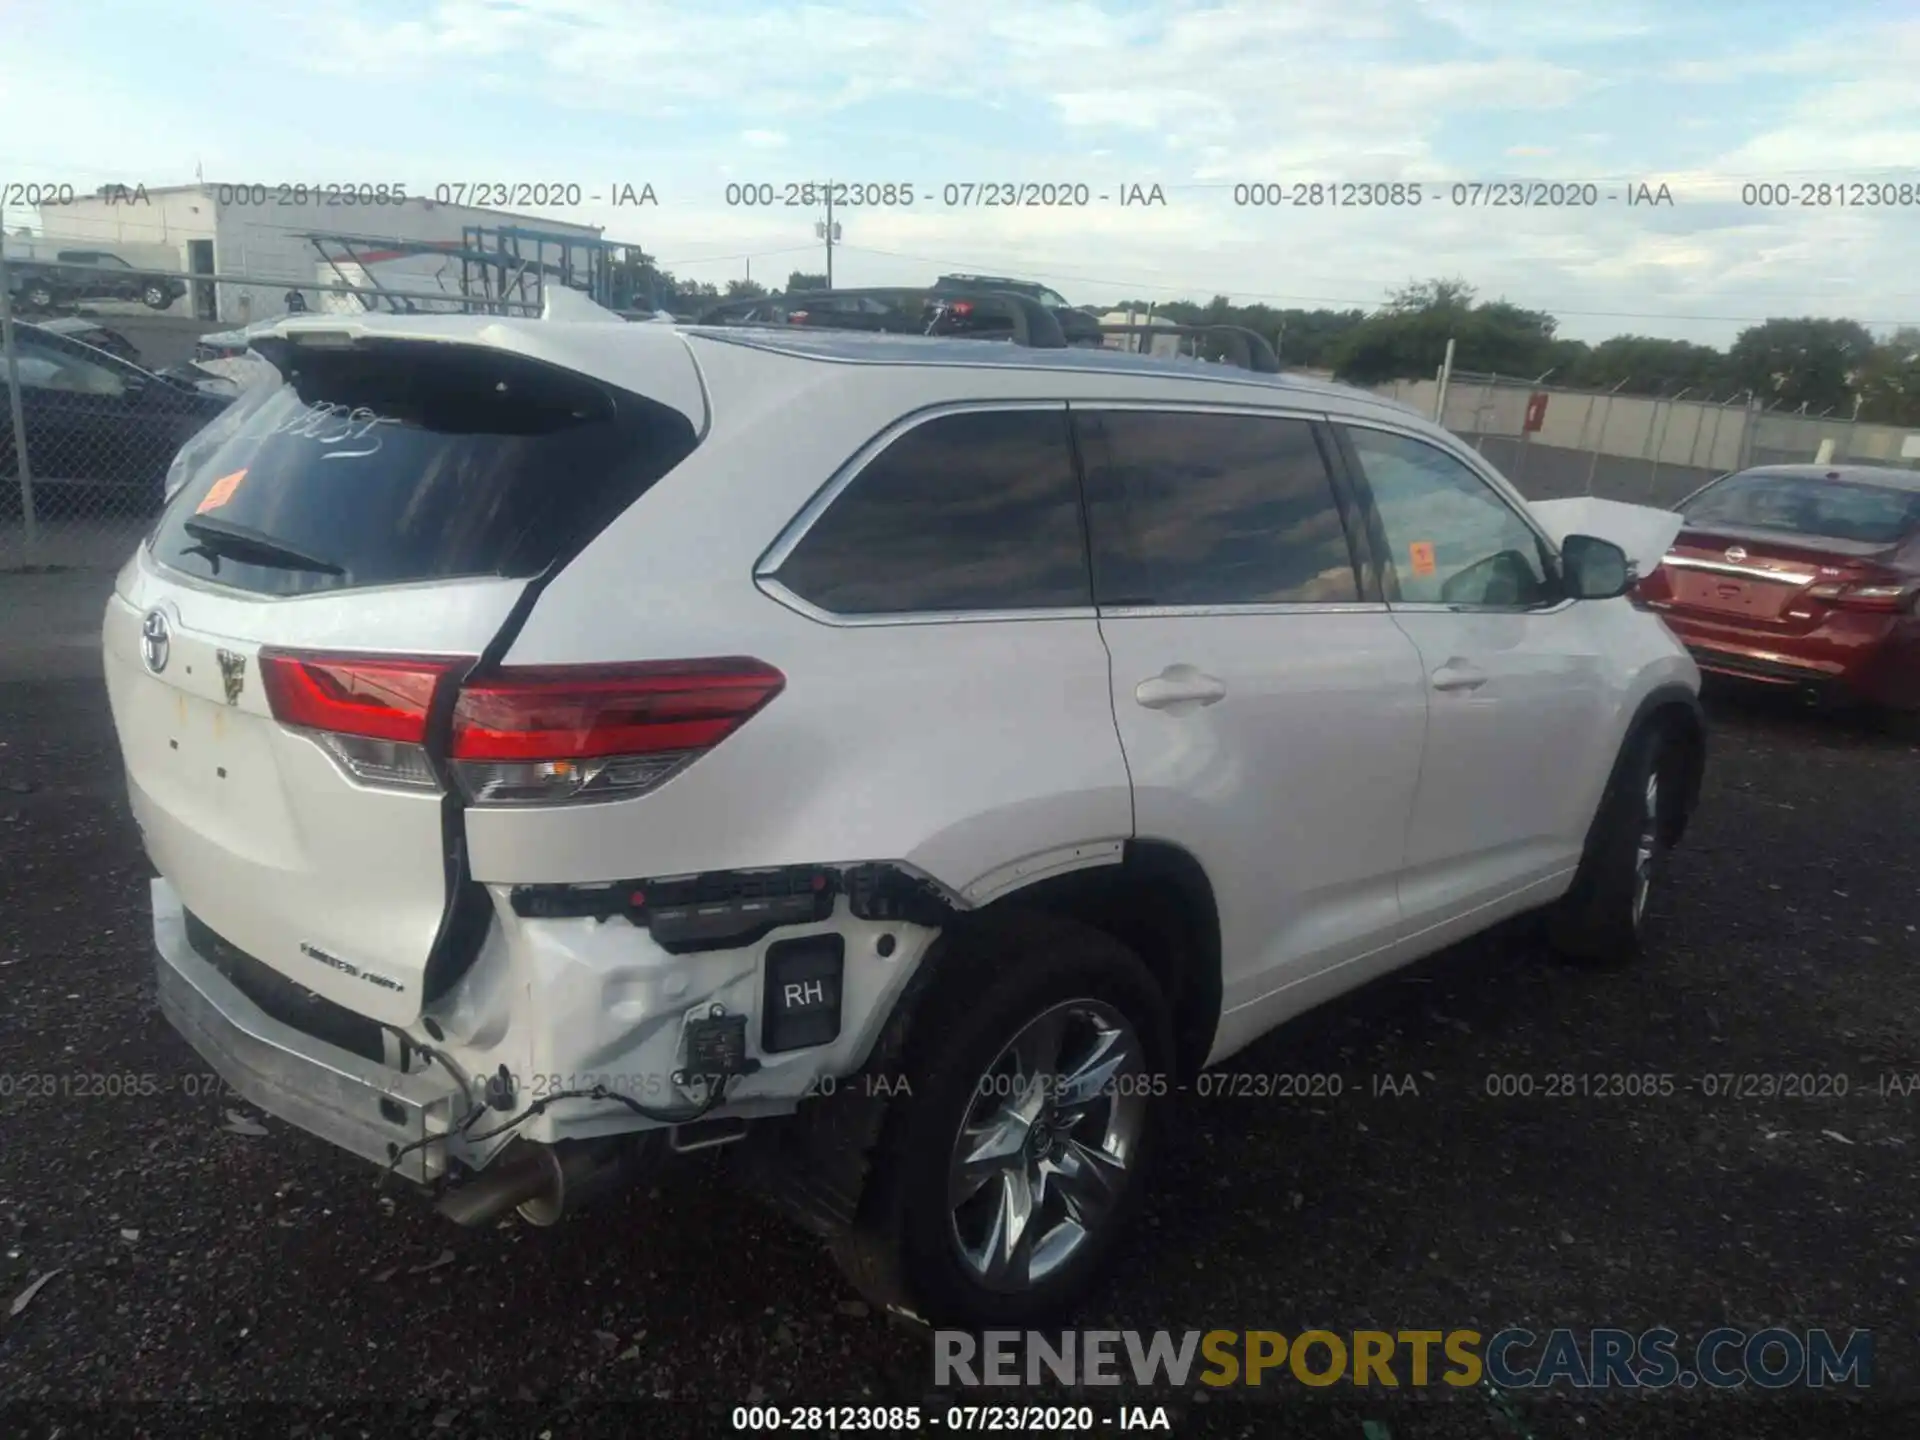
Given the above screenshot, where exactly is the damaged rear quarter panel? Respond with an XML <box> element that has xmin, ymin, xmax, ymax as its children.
<box><xmin>422</xmin><ymin>888</ymin><xmax>943</xmax><ymax>1146</ymax></box>
<box><xmin>459</xmin><ymin>355</ymin><xmax>1135</xmax><ymax>902</ymax></box>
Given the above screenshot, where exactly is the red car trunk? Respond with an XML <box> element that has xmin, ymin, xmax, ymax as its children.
<box><xmin>1638</xmin><ymin>468</ymin><xmax>1920</xmax><ymax>707</ymax></box>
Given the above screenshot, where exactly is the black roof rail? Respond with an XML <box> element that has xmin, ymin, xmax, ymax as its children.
<box><xmin>967</xmin><ymin>291</ymin><xmax>1068</xmax><ymax>348</ymax></box>
<box><xmin>1098</xmin><ymin>321</ymin><xmax>1282</xmax><ymax>373</ymax></box>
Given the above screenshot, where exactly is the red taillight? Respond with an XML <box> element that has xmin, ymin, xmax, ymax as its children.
<box><xmin>260</xmin><ymin>652</ymin><xmax>784</xmax><ymax>804</ymax></box>
<box><xmin>1805</xmin><ymin>578</ymin><xmax>1918</xmax><ymax>613</ymax></box>
<box><xmin>258</xmin><ymin>651</ymin><xmax>465</xmax><ymax>742</ymax></box>
<box><xmin>449</xmin><ymin>659</ymin><xmax>784</xmax><ymax>805</ymax></box>
<box><xmin>450</xmin><ymin>659</ymin><xmax>784</xmax><ymax>760</ymax></box>
<box><xmin>949</xmin><ymin>300</ymin><xmax>973</xmax><ymax>317</ymax></box>
<box><xmin>787</xmin><ymin>310</ymin><xmax>810</xmax><ymax>323</ymax></box>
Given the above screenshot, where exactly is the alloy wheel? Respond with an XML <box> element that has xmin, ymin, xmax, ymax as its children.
<box><xmin>1633</xmin><ymin>768</ymin><xmax>1661</xmax><ymax>928</ymax></box>
<box><xmin>947</xmin><ymin>998</ymin><xmax>1148</xmax><ymax>1293</ymax></box>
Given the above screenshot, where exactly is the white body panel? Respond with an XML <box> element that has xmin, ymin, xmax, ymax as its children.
<box><xmin>1097</xmin><ymin>610</ymin><xmax>1427</xmax><ymax>1012</ymax></box>
<box><xmin>104</xmin><ymin>565</ymin><xmax>528</xmax><ymax>1025</ymax></box>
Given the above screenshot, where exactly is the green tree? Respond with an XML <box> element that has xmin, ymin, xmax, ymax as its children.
<box><xmin>1728</xmin><ymin>317</ymin><xmax>1876</xmax><ymax>413</ymax></box>
<box><xmin>1562</xmin><ymin>336</ymin><xmax>1734</xmax><ymax>397</ymax></box>
<box><xmin>1853</xmin><ymin>327</ymin><xmax>1920</xmax><ymax>424</ymax></box>
<box><xmin>1324</xmin><ymin>279</ymin><xmax>1561</xmax><ymax>384</ymax></box>
<box><xmin>726</xmin><ymin>278</ymin><xmax>768</xmax><ymax>299</ymax></box>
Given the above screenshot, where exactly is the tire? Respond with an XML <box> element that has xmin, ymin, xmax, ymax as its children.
<box><xmin>831</xmin><ymin>910</ymin><xmax>1174</xmax><ymax>1327</ymax></box>
<box><xmin>23</xmin><ymin>282</ymin><xmax>56</xmax><ymax>311</ymax></box>
<box><xmin>1548</xmin><ymin>723</ymin><xmax>1674</xmax><ymax>965</ymax></box>
<box><xmin>142</xmin><ymin>283</ymin><xmax>170</xmax><ymax>309</ymax></box>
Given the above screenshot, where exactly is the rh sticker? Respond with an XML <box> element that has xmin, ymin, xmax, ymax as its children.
<box><xmin>1408</xmin><ymin>541</ymin><xmax>1437</xmax><ymax>577</ymax></box>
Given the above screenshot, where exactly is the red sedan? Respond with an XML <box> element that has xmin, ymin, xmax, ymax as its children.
<box><xmin>1636</xmin><ymin>464</ymin><xmax>1920</xmax><ymax>712</ymax></box>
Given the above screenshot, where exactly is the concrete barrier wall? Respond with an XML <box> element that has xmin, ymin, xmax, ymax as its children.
<box><xmin>1374</xmin><ymin>375</ymin><xmax>1920</xmax><ymax>480</ymax></box>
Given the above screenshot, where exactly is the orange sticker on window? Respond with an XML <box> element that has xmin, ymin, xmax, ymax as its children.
<box><xmin>195</xmin><ymin>468</ymin><xmax>247</xmax><ymax>514</ymax></box>
<box><xmin>1408</xmin><ymin>540</ymin><xmax>1437</xmax><ymax>577</ymax></box>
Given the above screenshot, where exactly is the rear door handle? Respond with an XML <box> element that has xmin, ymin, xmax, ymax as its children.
<box><xmin>1430</xmin><ymin>661</ymin><xmax>1489</xmax><ymax>693</ymax></box>
<box><xmin>1135</xmin><ymin>666</ymin><xmax>1227</xmax><ymax>711</ymax></box>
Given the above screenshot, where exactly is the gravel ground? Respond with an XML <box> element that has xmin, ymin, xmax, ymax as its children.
<box><xmin>1</xmin><ymin>602</ymin><xmax>1917</xmax><ymax>1438</ymax></box>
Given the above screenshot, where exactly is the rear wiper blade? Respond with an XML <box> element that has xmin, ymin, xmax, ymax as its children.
<box><xmin>181</xmin><ymin>515</ymin><xmax>345</xmax><ymax>575</ymax></box>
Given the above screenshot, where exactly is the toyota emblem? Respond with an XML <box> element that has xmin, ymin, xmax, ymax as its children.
<box><xmin>1724</xmin><ymin>546</ymin><xmax>1748</xmax><ymax>565</ymax></box>
<box><xmin>140</xmin><ymin>609</ymin><xmax>171</xmax><ymax>674</ymax></box>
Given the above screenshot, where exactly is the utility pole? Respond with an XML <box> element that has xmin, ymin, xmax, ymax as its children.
<box><xmin>823</xmin><ymin>181</ymin><xmax>836</xmax><ymax>287</ymax></box>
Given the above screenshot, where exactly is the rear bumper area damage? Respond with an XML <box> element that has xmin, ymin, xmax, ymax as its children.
<box><xmin>149</xmin><ymin>864</ymin><xmax>949</xmax><ymax>1196</ymax></box>
<box><xmin>153</xmin><ymin>880</ymin><xmax>463</xmax><ymax>1183</ymax></box>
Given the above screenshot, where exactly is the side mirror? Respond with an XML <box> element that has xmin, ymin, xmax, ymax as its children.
<box><xmin>1561</xmin><ymin>533</ymin><xmax>1632</xmax><ymax>600</ymax></box>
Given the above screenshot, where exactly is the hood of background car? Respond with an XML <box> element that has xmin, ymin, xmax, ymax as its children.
<box><xmin>1529</xmin><ymin>496</ymin><xmax>1686</xmax><ymax>578</ymax></box>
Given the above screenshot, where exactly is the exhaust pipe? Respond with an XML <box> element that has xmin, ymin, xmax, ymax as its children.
<box><xmin>437</xmin><ymin>1136</ymin><xmax>656</xmax><ymax>1228</ymax></box>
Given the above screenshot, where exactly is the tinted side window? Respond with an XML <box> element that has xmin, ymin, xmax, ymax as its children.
<box><xmin>1344</xmin><ymin>427</ymin><xmax>1555</xmax><ymax>607</ymax></box>
<box><xmin>1077</xmin><ymin>410</ymin><xmax>1360</xmax><ymax>606</ymax></box>
<box><xmin>774</xmin><ymin>408</ymin><xmax>1091</xmax><ymax>615</ymax></box>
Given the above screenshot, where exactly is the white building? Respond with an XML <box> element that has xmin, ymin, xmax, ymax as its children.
<box><xmin>31</xmin><ymin>184</ymin><xmax>606</xmax><ymax>323</ymax></box>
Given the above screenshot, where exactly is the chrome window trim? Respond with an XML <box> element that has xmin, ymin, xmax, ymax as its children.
<box><xmin>1066</xmin><ymin>398</ymin><xmax>1330</xmax><ymax>422</ymax></box>
<box><xmin>1387</xmin><ymin>598</ymin><xmax>1579</xmax><ymax>617</ymax></box>
<box><xmin>755</xmin><ymin>577</ymin><xmax>1098</xmax><ymax>629</ymax></box>
<box><xmin>753</xmin><ymin>398</ymin><xmax>1070</xmax><ymax>579</ymax></box>
<box><xmin>1657</xmin><ymin>556</ymin><xmax>1818</xmax><ymax>585</ymax></box>
<box><xmin>1099</xmin><ymin>601</ymin><xmax>1387</xmax><ymax>619</ymax></box>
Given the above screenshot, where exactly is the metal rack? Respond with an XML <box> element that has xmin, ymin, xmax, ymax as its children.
<box><xmin>695</xmin><ymin>289</ymin><xmax>1285</xmax><ymax>373</ymax></box>
<box><xmin>1096</xmin><ymin>322</ymin><xmax>1282</xmax><ymax>373</ymax></box>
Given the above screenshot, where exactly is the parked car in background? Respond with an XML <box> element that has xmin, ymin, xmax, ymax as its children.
<box><xmin>1</xmin><ymin>321</ymin><xmax>234</xmax><ymax>519</ymax></box>
<box><xmin>31</xmin><ymin>315</ymin><xmax>143</xmax><ymax>365</ymax></box>
<box><xmin>694</xmin><ymin>295</ymin><xmax>792</xmax><ymax>326</ymax></box>
<box><xmin>695</xmin><ymin>291</ymin><xmax>927</xmax><ymax>333</ymax></box>
<box><xmin>778</xmin><ymin>289</ymin><xmax>926</xmax><ymax>334</ymax></box>
<box><xmin>929</xmin><ymin>273</ymin><xmax>1103</xmax><ymax>346</ymax></box>
<box><xmin>1637</xmin><ymin>464</ymin><xmax>1920</xmax><ymax>713</ymax></box>
<box><xmin>11</xmin><ymin>250</ymin><xmax>188</xmax><ymax>313</ymax></box>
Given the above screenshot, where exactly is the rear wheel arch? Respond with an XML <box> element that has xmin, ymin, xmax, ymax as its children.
<box><xmin>1623</xmin><ymin>684</ymin><xmax>1706</xmax><ymax>845</ymax></box>
<box><xmin>943</xmin><ymin>839</ymin><xmax>1222</xmax><ymax>1081</ymax></box>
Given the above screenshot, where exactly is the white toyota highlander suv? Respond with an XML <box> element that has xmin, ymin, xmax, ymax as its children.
<box><xmin>103</xmin><ymin>312</ymin><xmax>1705</xmax><ymax>1325</ymax></box>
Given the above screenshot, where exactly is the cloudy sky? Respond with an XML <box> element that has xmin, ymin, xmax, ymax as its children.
<box><xmin>3</xmin><ymin>0</ymin><xmax>1917</xmax><ymax>345</ymax></box>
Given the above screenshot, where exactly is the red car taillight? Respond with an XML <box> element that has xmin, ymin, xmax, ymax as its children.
<box><xmin>948</xmin><ymin>300</ymin><xmax>973</xmax><ymax>317</ymax></box>
<box><xmin>260</xmin><ymin>652</ymin><xmax>784</xmax><ymax>804</ymax></box>
<box><xmin>1805</xmin><ymin>578</ymin><xmax>1919</xmax><ymax>613</ymax></box>
<box><xmin>449</xmin><ymin>659</ymin><xmax>784</xmax><ymax>803</ymax></box>
<box><xmin>259</xmin><ymin>651</ymin><xmax>464</xmax><ymax>791</ymax></box>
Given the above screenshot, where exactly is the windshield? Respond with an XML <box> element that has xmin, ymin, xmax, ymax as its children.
<box><xmin>1682</xmin><ymin>472</ymin><xmax>1920</xmax><ymax>546</ymax></box>
<box><xmin>149</xmin><ymin>340</ymin><xmax>701</xmax><ymax>596</ymax></box>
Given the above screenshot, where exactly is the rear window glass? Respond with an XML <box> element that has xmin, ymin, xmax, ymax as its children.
<box><xmin>149</xmin><ymin>340</ymin><xmax>699</xmax><ymax>596</ymax></box>
<box><xmin>1684</xmin><ymin>473</ymin><xmax>1920</xmax><ymax>546</ymax></box>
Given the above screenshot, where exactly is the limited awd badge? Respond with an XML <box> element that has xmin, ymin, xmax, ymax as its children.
<box><xmin>140</xmin><ymin>609</ymin><xmax>171</xmax><ymax>674</ymax></box>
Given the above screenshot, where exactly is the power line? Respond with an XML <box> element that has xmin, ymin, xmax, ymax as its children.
<box><xmin>652</xmin><ymin>244</ymin><xmax>822</xmax><ymax>267</ymax></box>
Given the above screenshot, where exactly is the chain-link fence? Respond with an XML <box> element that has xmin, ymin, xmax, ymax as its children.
<box><xmin>1377</xmin><ymin>371</ymin><xmax>1920</xmax><ymax>508</ymax></box>
<box><xmin>0</xmin><ymin>255</ymin><xmax>543</xmax><ymax>573</ymax></box>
